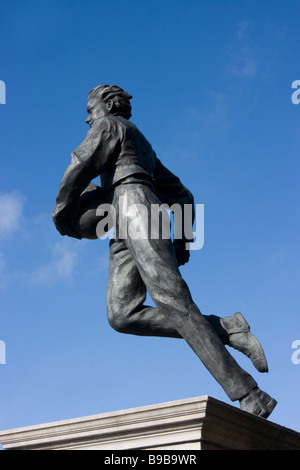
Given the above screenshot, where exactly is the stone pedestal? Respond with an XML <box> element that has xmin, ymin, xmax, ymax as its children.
<box><xmin>0</xmin><ymin>396</ymin><xmax>299</xmax><ymax>450</ymax></box>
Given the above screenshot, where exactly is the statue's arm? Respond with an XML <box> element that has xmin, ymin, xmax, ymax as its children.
<box><xmin>52</xmin><ymin>117</ymin><xmax>121</xmax><ymax>238</ymax></box>
<box><xmin>153</xmin><ymin>156</ymin><xmax>195</xmax><ymax>266</ymax></box>
<box><xmin>153</xmin><ymin>157</ymin><xmax>194</xmax><ymax>208</ymax></box>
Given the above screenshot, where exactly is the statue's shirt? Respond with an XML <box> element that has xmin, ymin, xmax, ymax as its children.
<box><xmin>54</xmin><ymin>115</ymin><xmax>194</xmax><ymax>238</ymax></box>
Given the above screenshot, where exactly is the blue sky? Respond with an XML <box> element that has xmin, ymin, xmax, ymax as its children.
<box><xmin>0</xmin><ymin>0</ymin><xmax>299</xmax><ymax>438</ymax></box>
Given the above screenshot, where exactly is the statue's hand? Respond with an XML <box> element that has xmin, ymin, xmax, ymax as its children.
<box><xmin>52</xmin><ymin>203</ymin><xmax>82</xmax><ymax>240</ymax></box>
<box><xmin>173</xmin><ymin>240</ymin><xmax>190</xmax><ymax>266</ymax></box>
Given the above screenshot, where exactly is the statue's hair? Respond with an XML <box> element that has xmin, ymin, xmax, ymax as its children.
<box><xmin>88</xmin><ymin>84</ymin><xmax>133</xmax><ymax>119</ymax></box>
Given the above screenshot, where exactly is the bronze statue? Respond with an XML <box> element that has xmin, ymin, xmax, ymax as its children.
<box><xmin>52</xmin><ymin>85</ymin><xmax>277</xmax><ymax>419</ymax></box>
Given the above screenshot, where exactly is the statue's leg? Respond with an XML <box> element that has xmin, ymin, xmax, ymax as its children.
<box><xmin>105</xmin><ymin>184</ymin><xmax>277</xmax><ymax>417</ymax></box>
<box><xmin>109</xmin><ymin>185</ymin><xmax>258</xmax><ymax>403</ymax></box>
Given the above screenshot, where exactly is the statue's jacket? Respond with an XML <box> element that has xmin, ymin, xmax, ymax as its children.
<box><xmin>53</xmin><ymin>114</ymin><xmax>194</xmax><ymax>239</ymax></box>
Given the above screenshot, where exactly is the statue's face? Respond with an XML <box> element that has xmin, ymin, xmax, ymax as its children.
<box><xmin>85</xmin><ymin>95</ymin><xmax>109</xmax><ymax>127</ymax></box>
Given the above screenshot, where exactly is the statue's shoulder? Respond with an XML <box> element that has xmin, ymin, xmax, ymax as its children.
<box><xmin>93</xmin><ymin>115</ymin><xmax>124</xmax><ymax>135</ymax></box>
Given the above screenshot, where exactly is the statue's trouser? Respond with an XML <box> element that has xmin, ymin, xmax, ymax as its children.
<box><xmin>106</xmin><ymin>183</ymin><xmax>257</xmax><ymax>402</ymax></box>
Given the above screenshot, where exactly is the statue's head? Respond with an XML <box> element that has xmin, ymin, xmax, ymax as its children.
<box><xmin>86</xmin><ymin>84</ymin><xmax>133</xmax><ymax>126</ymax></box>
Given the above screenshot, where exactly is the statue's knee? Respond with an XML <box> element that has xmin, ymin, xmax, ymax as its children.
<box><xmin>107</xmin><ymin>308</ymin><xmax>129</xmax><ymax>333</ymax></box>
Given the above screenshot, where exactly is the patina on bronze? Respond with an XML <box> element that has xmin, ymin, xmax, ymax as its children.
<box><xmin>52</xmin><ymin>85</ymin><xmax>277</xmax><ymax>419</ymax></box>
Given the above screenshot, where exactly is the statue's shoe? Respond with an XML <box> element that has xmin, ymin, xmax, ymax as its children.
<box><xmin>221</xmin><ymin>312</ymin><xmax>269</xmax><ymax>373</ymax></box>
<box><xmin>239</xmin><ymin>387</ymin><xmax>277</xmax><ymax>419</ymax></box>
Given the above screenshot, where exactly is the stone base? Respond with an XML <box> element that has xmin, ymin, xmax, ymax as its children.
<box><xmin>0</xmin><ymin>396</ymin><xmax>299</xmax><ymax>450</ymax></box>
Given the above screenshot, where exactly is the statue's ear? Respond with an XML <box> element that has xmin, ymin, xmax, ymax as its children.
<box><xmin>106</xmin><ymin>99</ymin><xmax>114</xmax><ymax>113</ymax></box>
